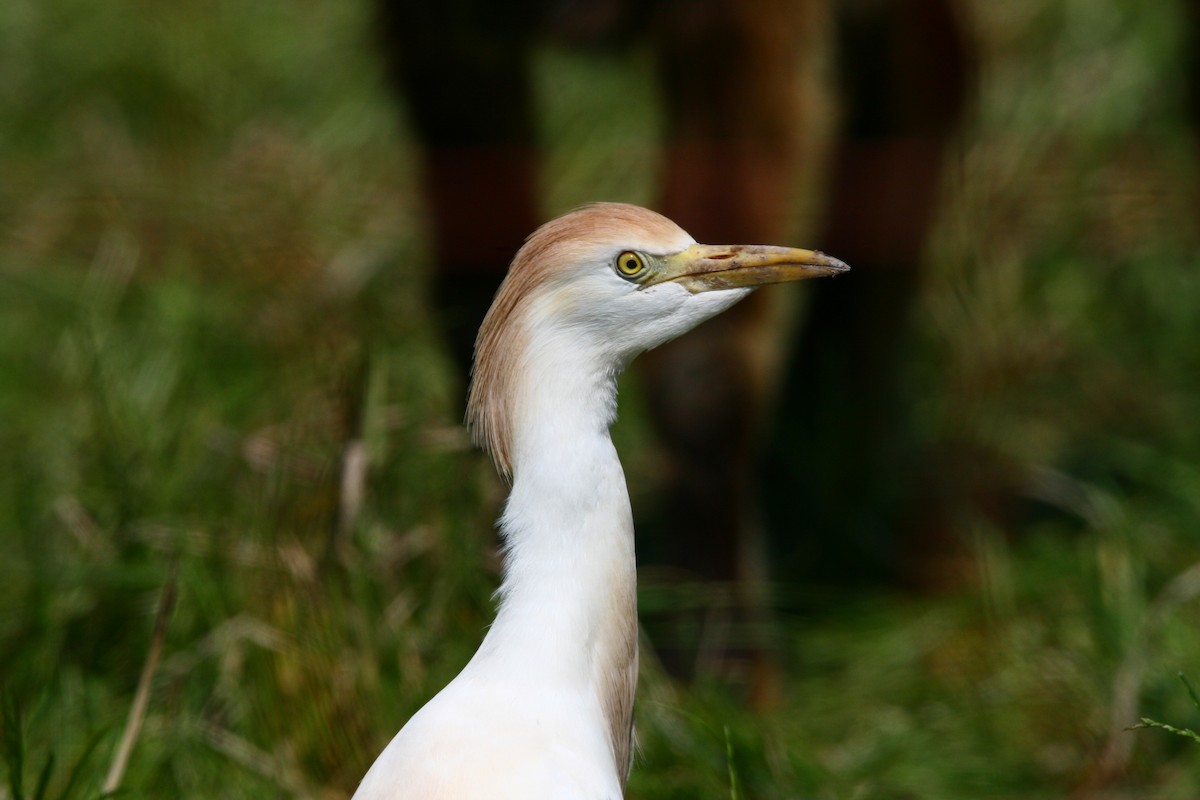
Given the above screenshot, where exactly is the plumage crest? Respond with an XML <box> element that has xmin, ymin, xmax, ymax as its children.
<box><xmin>466</xmin><ymin>203</ymin><xmax>691</xmax><ymax>481</ymax></box>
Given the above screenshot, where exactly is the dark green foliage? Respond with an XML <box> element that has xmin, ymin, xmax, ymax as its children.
<box><xmin>1</xmin><ymin>691</ymin><xmax>112</xmax><ymax>800</ymax></box>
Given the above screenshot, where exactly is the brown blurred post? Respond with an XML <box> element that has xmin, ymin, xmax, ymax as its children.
<box><xmin>640</xmin><ymin>0</ymin><xmax>809</xmax><ymax>701</ymax></box>
<box><xmin>768</xmin><ymin>0</ymin><xmax>975</xmax><ymax>590</ymax></box>
<box><xmin>376</xmin><ymin>1</ymin><xmax>546</xmax><ymax>373</ymax></box>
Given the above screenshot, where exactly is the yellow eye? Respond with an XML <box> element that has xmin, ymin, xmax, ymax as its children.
<box><xmin>615</xmin><ymin>251</ymin><xmax>646</xmax><ymax>278</ymax></box>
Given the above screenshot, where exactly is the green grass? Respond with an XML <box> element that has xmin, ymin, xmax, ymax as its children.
<box><xmin>1133</xmin><ymin>673</ymin><xmax>1200</xmax><ymax>746</ymax></box>
<box><xmin>2</xmin><ymin>0</ymin><xmax>1200</xmax><ymax>797</ymax></box>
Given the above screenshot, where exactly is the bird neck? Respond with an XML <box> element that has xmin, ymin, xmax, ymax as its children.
<box><xmin>477</xmin><ymin>334</ymin><xmax>638</xmax><ymax>777</ymax></box>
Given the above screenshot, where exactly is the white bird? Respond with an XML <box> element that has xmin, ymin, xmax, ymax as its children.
<box><xmin>352</xmin><ymin>202</ymin><xmax>847</xmax><ymax>799</ymax></box>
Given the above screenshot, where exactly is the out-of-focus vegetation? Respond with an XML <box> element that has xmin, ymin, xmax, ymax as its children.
<box><xmin>1</xmin><ymin>0</ymin><xmax>1199</xmax><ymax>797</ymax></box>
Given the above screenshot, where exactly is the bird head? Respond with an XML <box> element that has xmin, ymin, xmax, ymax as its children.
<box><xmin>467</xmin><ymin>202</ymin><xmax>848</xmax><ymax>480</ymax></box>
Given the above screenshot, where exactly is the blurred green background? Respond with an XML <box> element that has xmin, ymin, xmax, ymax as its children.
<box><xmin>2</xmin><ymin>0</ymin><xmax>1199</xmax><ymax>797</ymax></box>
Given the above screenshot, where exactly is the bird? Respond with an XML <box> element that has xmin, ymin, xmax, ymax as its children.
<box><xmin>352</xmin><ymin>202</ymin><xmax>847</xmax><ymax>799</ymax></box>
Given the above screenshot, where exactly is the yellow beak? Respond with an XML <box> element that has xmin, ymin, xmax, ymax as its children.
<box><xmin>648</xmin><ymin>243</ymin><xmax>849</xmax><ymax>293</ymax></box>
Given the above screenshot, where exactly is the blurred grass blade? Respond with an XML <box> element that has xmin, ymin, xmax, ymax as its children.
<box><xmin>32</xmin><ymin>752</ymin><xmax>54</xmax><ymax>800</ymax></box>
<box><xmin>102</xmin><ymin>572</ymin><xmax>178</xmax><ymax>794</ymax></box>
<box><xmin>2</xmin><ymin>691</ymin><xmax>25</xmax><ymax>800</ymax></box>
<box><xmin>60</xmin><ymin>726</ymin><xmax>112</xmax><ymax>800</ymax></box>
<box><xmin>1180</xmin><ymin>673</ymin><xmax>1200</xmax><ymax>713</ymax></box>
<box><xmin>724</xmin><ymin>725</ymin><xmax>741</xmax><ymax>800</ymax></box>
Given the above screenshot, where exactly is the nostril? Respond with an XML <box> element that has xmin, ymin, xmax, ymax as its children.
<box><xmin>709</xmin><ymin>253</ymin><xmax>735</xmax><ymax>260</ymax></box>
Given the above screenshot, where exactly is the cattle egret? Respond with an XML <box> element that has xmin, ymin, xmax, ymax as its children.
<box><xmin>352</xmin><ymin>203</ymin><xmax>847</xmax><ymax>799</ymax></box>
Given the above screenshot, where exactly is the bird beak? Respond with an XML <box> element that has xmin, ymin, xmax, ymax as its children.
<box><xmin>648</xmin><ymin>243</ymin><xmax>849</xmax><ymax>293</ymax></box>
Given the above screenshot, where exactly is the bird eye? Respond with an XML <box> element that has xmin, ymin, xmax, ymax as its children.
<box><xmin>615</xmin><ymin>251</ymin><xmax>646</xmax><ymax>279</ymax></box>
